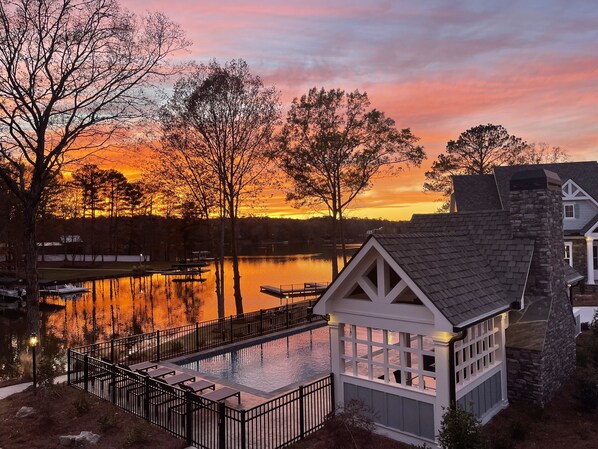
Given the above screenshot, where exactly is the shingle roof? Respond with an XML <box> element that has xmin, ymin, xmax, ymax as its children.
<box><xmin>494</xmin><ymin>162</ymin><xmax>598</xmax><ymax>209</ymax></box>
<box><xmin>375</xmin><ymin>233</ymin><xmax>511</xmax><ymax>328</ymax></box>
<box><xmin>453</xmin><ymin>174</ymin><xmax>502</xmax><ymax>212</ymax></box>
<box><xmin>452</xmin><ymin>161</ymin><xmax>598</xmax><ymax>212</ymax></box>
<box><xmin>581</xmin><ymin>212</ymin><xmax>598</xmax><ymax>235</ymax></box>
<box><xmin>405</xmin><ymin>211</ymin><xmax>534</xmax><ymax>311</ymax></box>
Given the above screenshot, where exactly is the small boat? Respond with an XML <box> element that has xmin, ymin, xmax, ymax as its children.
<box><xmin>40</xmin><ymin>283</ymin><xmax>90</xmax><ymax>295</ymax></box>
<box><xmin>0</xmin><ymin>288</ymin><xmax>24</xmax><ymax>299</ymax></box>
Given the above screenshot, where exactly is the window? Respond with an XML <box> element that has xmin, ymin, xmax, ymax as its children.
<box><xmin>454</xmin><ymin>317</ymin><xmax>501</xmax><ymax>387</ymax></box>
<box><xmin>564</xmin><ymin>242</ymin><xmax>573</xmax><ymax>266</ymax></box>
<box><xmin>564</xmin><ymin>204</ymin><xmax>575</xmax><ymax>219</ymax></box>
<box><xmin>339</xmin><ymin>324</ymin><xmax>436</xmax><ymax>392</ymax></box>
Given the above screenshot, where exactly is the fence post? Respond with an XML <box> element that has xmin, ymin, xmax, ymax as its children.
<box><xmin>83</xmin><ymin>354</ymin><xmax>89</xmax><ymax>392</ymax></box>
<box><xmin>286</xmin><ymin>304</ymin><xmax>290</xmax><ymax>328</ymax></box>
<box><xmin>299</xmin><ymin>385</ymin><xmax>305</xmax><ymax>440</ymax></box>
<box><xmin>218</xmin><ymin>402</ymin><xmax>226</xmax><ymax>449</ymax></box>
<box><xmin>185</xmin><ymin>390</ymin><xmax>193</xmax><ymax>444</ymax></box>
<box><xmin>144</xmin><ymin>376</ymin><xmax>150</xmax><ymax>420</ymax></box>
<box><xmin>195</xmin><ymin>322</ymin><xmax>200</xmax><ymax>351</ymax></box>
<box><xmin>156</xmin><ymin>330</ymin><xmax>161</xmax><ymax>362</ymax></box>
<box><xmin>67</xmin><ymin>349</ymin><xmax>71</xmax><ymax>385</ymax></box>
<box><xmin>308</xmin><ymin>300</ymin><xmax>312</xmax><ymax>323</ymax></box>
<box><xmin>259</xmin><ymin>310</ymin><xmax>264</xmax><ymax>336</ymax></box>
<box><xmin>111</xmin><ymin>363</ymin><xmax>117</xmax><ymax>404</ymax></box>
<box><xmin>110</xmin><ymin>339</ymin><xmax>115</xmax><ymax>363</ymax></box>
<box><xmin>229</xmin><ymin>315</ymin><xmax>233</xmax><ymax>342</ymax></box>
<box><xmin>240</xmin><ymin>409</ymin><xmax>246</xmax><ymax>449</ymax></box>
<box><xmin>329</xmin><ymin>373</ymin><xmax>335</xmax><ymax>414</ymax></box>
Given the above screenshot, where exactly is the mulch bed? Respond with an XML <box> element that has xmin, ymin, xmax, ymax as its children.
<box><xmin>0</xmin><ymin>384</ymin><xmax>186</xmax><ymax>449</ymax></box>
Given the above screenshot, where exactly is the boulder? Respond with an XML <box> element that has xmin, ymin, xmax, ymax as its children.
<box><xmin>15</xmin><ymin>406</ymin><xmax>35</xmax><ymax>418</ymax></box>
<box><xmin>59</xmin><ymin>431</ymin><xmax>100</xmax><ymax>446</ymax></box>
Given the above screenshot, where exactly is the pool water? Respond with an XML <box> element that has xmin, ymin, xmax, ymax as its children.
<box><xmin>176</xmin><ymin>326</ymin><xmax>331</xmax><ymax>393</ymax></box>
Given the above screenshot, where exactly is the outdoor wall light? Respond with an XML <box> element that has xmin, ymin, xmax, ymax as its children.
<box><xmin>29</xmin><ymin>333</ymin><xmax>39</xmax><ymax>394</ymax></box>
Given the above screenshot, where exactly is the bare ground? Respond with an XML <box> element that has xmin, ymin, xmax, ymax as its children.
<box><xmin>0</xmin><ymin>384</ymin><xmax>186</xmax><ymax>449</ymax></box>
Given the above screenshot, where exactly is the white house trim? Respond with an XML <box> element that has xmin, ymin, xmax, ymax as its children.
<box><xmin>562</xmin><ymin>179</ymin><xmax>598</xmax><ymax>207</ymax></box>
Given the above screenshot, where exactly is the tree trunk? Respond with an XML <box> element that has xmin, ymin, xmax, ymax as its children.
<box><xmin>229</xmin><ymin>211</ymin><xmax>244</xmax><ymax>316</ymax></box>
<box><xmin>330</xmin><ymin>214</ymin><xmax>339</xmax><ymax>279</ymax></box>
<box><xmin>338</xmin><ymin>208</ymin><xmax>348</xmax><ymax>267</ymax></box>
<box><xmin>213</xmin><ymin>212</ymin><xmax>225</xmax><ymax>319</ymax></box>
<box><xmin>23</xmin><ymin>206</ymin><xmax>40</xmax><ymax>336</ymax></box>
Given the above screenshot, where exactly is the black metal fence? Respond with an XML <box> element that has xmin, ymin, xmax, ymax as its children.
<box><xmin>73</xmin><ymin>300</ymin><xmax>322</xmax><ymax>365</ymax></box>
<box><xmin>68</xmin><ymin>351</ymin><xmax>333</xmax><ymax>449</ymax></box>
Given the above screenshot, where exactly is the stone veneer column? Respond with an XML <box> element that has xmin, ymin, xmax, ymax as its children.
<box><xmin>507</xmin><ymin>170</ymin><xmax>576</xmax><ymax>405</ymax></box>
<box><xmin>587</xmin><ymin>237</ymin><xmax>595</xmax><ymax>285</ymax></box>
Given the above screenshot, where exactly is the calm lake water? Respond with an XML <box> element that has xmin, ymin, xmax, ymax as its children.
<box><xmin>0</xmin><ymin>248</ymin><xmax>353</xmax><ymax>380</ymax></box>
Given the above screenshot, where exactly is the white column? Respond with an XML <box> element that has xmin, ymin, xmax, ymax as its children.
<box><xmin>328</xmin><ymin>319</ymin><xmax>343</xmax><ymax>406</ymax></box>
<box><xmin>497</xmin><ymin>313</ymin><xmax>509</xmax><ymax>404</ymax></box>
<box><xmin>587</xmin><ymin>237</ymin><xmax>595</xmax><ymax>285</ymax></box>
<box><xmin>432</xmin><ymin>333</ymin><xmax>452</xmax><ymax>441</ymax></box>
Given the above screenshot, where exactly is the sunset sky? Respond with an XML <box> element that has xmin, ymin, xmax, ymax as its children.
<box><xmin>116</xmin><ymin>0</ymin><xmax>598</xmax><ymax>221</ymax></box>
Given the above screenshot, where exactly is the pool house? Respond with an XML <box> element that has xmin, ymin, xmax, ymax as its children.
<box><xmin>313</xmin><ymin>235</ymin><xmax>511</xmax><ymax>446</ymax></box>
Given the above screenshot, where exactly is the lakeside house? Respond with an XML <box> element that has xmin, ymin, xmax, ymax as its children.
<box><xmin>452</xmin><ymin>161</ymin><xmax>598</xmax><ymax>292</ymax></box>
<box><xmin>313</xmin><ymin>168</ymin><xmax>577</xmax><ymax>446</ymax></box>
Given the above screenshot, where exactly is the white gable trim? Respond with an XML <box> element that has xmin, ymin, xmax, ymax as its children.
<box><xmin>562</xmin><ymin>179</ymin><xmax>598</xmax><ymax>207</ymax></box>
<box><xmin>313</xmin><ymin>237</ymin><xmax>453</xmax><ymax>331</ymax></box>
<box><xmin>586</xmin><ymin>219</ymin><xmax>598</xmax><ymax>236</ymax></box>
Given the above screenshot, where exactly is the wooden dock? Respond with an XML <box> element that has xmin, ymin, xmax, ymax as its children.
<box><xmin>259</xmin><ymin>282</ymin><xmax>328</xmax><ymax>299</ymax></box>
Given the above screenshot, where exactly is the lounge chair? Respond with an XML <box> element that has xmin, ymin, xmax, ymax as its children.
<box><xmin>201</xmin><ymin>387</ymin><xmax>241</xmax><ymax>405</ymax></box>
<box><xmin>180</xmin><ymin>380</ymin><xmax>215</xmax><ymax>394</ymax></box>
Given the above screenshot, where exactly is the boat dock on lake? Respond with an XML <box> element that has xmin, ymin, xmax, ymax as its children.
<box><xmin>260</xmin><ymin>282</ymin><xmax>329</xmax><ymax>299</ymax></box>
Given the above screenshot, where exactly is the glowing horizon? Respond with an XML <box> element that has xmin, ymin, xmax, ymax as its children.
<box><xmin>93</xmin><ymin>0</ymin><xmax>598</xmax><ymax>221</ymax></box>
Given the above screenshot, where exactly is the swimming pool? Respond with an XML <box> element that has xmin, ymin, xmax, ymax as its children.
<box><xmin>176</xmin><ymin>325</ymin><xmax>331</xmax><ymax>393</ymax></box>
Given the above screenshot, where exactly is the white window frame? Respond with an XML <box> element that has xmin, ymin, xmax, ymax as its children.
<box><xmin>564</xmin><ymin>242</ymin><xmax>573</xmax><ymax>267</ymax></box>
<box><xmin>454</xmin><ymin>317</ymin><xmax>501</xmax><ymax>388</ymax></box>
<box><xmin>339</xmin><ymin>324</ymin><xmax>436</xmax><ymax>393</ymax></box>
<box><xmin>564</xmin><ymin>203</ymin><xmax>575</xmax><ymax>219</ymax></box>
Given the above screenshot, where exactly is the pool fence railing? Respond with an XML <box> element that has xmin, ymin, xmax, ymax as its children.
<box><xmin>72</xmin><ymin>299</ymin><xmax>323</xmax><ymax>364</ymax></box>
<box><xmin>67</xmin><ymin>300</ymin><xmax>334</xmax><ymax>448</ymax></box>
<box><xmin>68</xmin><ymin>354</ymin><xmax>333</xmax><ymax>449</ymax></box>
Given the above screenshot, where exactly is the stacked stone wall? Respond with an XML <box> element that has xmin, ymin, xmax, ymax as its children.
<box><xmin>507</xmin><ymin>179</ymin><xmax>576</xmax><ymax>405</ymax></box>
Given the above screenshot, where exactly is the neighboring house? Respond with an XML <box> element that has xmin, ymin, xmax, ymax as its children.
<box><xmin>313</xmin><ymin>169</ymin><xmax>576</xmax><ymax>447</ymax></box>
<box><xmin>452</xmin><ymin>161</ymin><xmax>598</xmax><ymax>291</ymax></box>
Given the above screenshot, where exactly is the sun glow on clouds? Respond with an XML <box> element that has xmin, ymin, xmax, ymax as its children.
<box><xmin>108</xmin><ymin>0</ymin><xmax>598</xmax><ymax>220</ymax></box>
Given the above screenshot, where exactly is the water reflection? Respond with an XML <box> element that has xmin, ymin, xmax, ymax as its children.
<box><xmin>0</xmin><ymin>251</ymin><xmax>347</xmax><ymax>380</ymax></box>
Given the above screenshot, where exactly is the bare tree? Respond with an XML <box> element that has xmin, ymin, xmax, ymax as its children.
<box><xmin>159</xmin><ymin>59</ymin><xmax>281</xmax><ymax>315</ymax></box>
<box><xmin>423</xmin><ymin>124</ymin><xmax>528</xmax><ymax>211</ymax></box>
<box><xmin>522</xmin><ymin>142</ymin><xmax>568</xmax><ymax>164</ymax></box>
<box><xmin>277</xmin><ymin>87</ymin><xmax>425</xmax><ymax>278</ymax></box>
<box><xmin>0</xmin><ymin>0</ymin><xmax>188</xmax><ymax>333</ymax></box>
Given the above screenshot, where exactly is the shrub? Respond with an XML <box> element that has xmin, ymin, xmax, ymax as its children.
<box><xmin>577</xmin><ymin>348</ymin><xmax>589</xmax><ymax>368</ymax></box>
<box><xmin>125</xmin><ymin>423</ymin><xmax>150</xmax><ymax>446</ymax></box>
<box><xmin>573</xmin><ymin>372</ymin><xmax>598</xmax><ymax>413</ymax></box>
<box><xmin>322</xmin><ymin>399</ymin><xmax>376</xmax><ymax>449</ymax></box>
<box><xmin>488</xmin><ymin>435</ymin><xmax>515</xmax><ymax>449</ymax></box>
<box><xmin>73</xmin><ymin>393</ymin><xmax>91</xmax><ymax>416</ymax></box>
<box><xmin>98</xmin><ymin>412</ymin><xmax>119</xmax><ymax>432</ymax></box>
<box><xmin>510</xmin><ymin>420</ymin><xmax>528</xmax><ymax>441</ymax></box>
<box><xmin>438</xmin><ymin>406</ymin><xmax>487</xmax><ymax>449</ymax></box>
<box><xmin>590</xmin><ymin>310</ymin><xmax>598</xmax><ymax>337</ymax></box>
<box><xmin>18</xmin><ymin>351</ymin><xmax>33</xmax><ymax>381</ymax></box>
<box><xmin>37</xmin><ymin>354</ymin><xmax>59</xmax><ymax>386</ymax></box>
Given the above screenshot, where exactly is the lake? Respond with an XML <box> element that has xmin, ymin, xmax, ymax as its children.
<box><xmin>0</xmin><ymin>248</ymin><xmax>352</xmax><ymax>380</ymax></box>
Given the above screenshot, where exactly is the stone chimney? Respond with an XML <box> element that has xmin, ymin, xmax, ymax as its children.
<box><xmin>505</xmin><ymin>169</ymin><xmax>576</xmax><ymax>405</ymax></box>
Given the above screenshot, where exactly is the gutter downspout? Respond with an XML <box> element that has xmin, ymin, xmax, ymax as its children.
<box><xmin>448</xmin><ymin>329</ymin><xmax>468</xmax><ymax>406</ymax></box>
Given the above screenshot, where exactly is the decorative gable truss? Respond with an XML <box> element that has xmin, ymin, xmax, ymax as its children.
<box><xmin>562</xmin><ymin>179</ymin><xmax>598</xmax><ymax>206</ymax></box>
<box><xmin>313</xmin><ymin>238</ymin><xmax>452</xmax><ymax>334</ymax></box>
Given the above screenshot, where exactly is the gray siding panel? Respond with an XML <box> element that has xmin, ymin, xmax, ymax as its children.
<box><xmin>343</xmin><ymin>382</ymin><xmax>434</xmax><ymax>439</ymax></box>
<box><xmin>563</xmin><ymin>200</ymin><xmax>598</xmax><ymax>231</ymax></box>
<box><xmin>456</xmin><ymin>371</ymin><xmax>502</xmax><ymax>419</ymax></box>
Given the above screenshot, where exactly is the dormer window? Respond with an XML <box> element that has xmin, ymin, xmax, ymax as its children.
<box><xmin>564</xmin><ymin>204</ymin><xmax>575</xmax><ymax>219</ymax></box>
